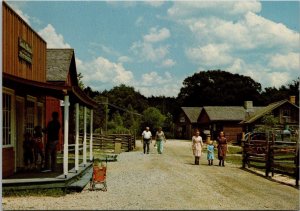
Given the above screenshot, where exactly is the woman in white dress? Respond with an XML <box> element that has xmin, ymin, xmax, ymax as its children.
<box><xmin>192</xmin><ymin>129</ymin><xmax>204</xmax><ymax>165</ymax></box>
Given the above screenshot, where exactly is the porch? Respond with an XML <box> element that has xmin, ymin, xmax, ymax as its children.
<box><xmin>2</xmin><ymin>161</ymin><xmax>93</xmax><ymax>193</ymax></box>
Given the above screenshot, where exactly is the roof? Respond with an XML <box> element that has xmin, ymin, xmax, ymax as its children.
<box><xmin>46</xmin><ymin>49</ymin><xmax>75</xmax><ymax>82</ymax></box>
<box><xmin>203</xmin><ymin>106</ymin><xmax>246</xmax><ymax>121</ymax></box>
<box><xmin>181</xmin><ymin>107</ymin><xmax>203</xmax><ymax>123</ymax></box>
<box><xmin>241</xmin><ymin>99</ymin><xmax>299</xmax><ymax>124</ymax></box>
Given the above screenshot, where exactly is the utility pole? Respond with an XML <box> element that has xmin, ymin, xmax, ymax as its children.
<box><xmin>105</xmin><ymin>97</ymin><xmax>108</xmax><ymax>134</ymax></box>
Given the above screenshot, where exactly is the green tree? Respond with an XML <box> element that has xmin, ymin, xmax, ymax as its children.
<box><xmin>261</xmin><ymin>78</ymin><xmax>299</xmax><ymax>106</ymax></box>
<box><xmin>141</xmin><ymin>107</ymin><xmax>166</xmax><ymax>132</ymax></box>
<box><xmin>177</xmin><ymin>70</ymin><xmax>262</xmax><ymax>106</ymax></box>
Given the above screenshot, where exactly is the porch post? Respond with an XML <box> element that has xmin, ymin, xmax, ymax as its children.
<box><xmin>75</xmin><ymin>103</ymin><xmax>79</xmax><ymax>173</ymax></box>
<box><xmin>90</xmin><ymin>109</ymin><xmax>93</xmax><ymax>162</ymax></box>
<box><xmin>63</xmin><ymin>95</ymin><xmax>69</xmax><ymax>178</ymax></box>
<box><xmin>83</xmin><ymin>106</ymin><xmax>87</xmax><ymax>167</ymax></box>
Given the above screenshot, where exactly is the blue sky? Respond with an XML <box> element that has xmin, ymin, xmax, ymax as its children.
<box><xmin>7</xmin><ymin>1</ymin><xmax>300</xmax><ymax>97</ymax></box>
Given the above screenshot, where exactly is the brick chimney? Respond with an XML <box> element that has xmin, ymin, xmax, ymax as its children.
<box><xmin>289</xmin><ymin>96</ymin><xmax>296</xmax><ymax>104</ymax></box>
<box><xmin>244</xmin><ymin>101</ymin><xmax>253</xmax><ymax>110</ymax></box>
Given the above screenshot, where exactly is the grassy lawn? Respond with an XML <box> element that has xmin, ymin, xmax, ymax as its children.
<box><xmin>203</xmin><ymin>144</ymin><xmax>243</xmax><ymax>166</ymax></box>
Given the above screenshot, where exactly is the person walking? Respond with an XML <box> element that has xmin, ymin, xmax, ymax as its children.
<box><xmin>207</xmin><ymin>140</ymin><xmax>215</xmax><ymax>166</ymax></box>
<box><xmin>192</xmin><ymin>129</ymin><xmax>203</xmax><ymax>165</ymax></box>
<box><xmin>217</xmin><ymin>131</ymin><xmax>228</xmax><ymax>167</ymax></box>
<box><xmin>43</xmin><ymin>112</ymin><xmax>61</xmax><ymax>172</ymax></box>
<box><xmin>142</xmin><ymin>127</ymin><xmax>152</xmax><ymax>154</ymax></box>
<box><xmin>155</xmin><ymin>127</ymin><xmax>167</xmax><ymax>154</ymax></box>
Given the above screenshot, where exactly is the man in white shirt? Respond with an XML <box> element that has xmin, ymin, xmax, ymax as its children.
<box><xmin>142</xmin><ymin>127</ymin><xmax>152</xmax><ymax>154</ymax></box>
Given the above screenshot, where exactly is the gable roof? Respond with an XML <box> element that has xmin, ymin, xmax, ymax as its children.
<box><xmin>181</xmin><ymin>107</ymin><xmax>203</xmax><ymax>123</ymax></box>
<box><xmin>203</xmin><ymin>106</ymin><xmax>246</xmax><ymax>121</ymax></box>
<box><xmin>241</xmin><ymin>99</ymin><xmax>299</xmax><ymax>124</ymax></box>
<box><xmin>46</xmin><ymin>49</ymin><xmax>76</xmax><ymax>83</ymax></box>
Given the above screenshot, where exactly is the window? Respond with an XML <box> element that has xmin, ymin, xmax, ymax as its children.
<box><xmin>3</xmin><ymin>93</ymin><xmax>12</xmax><ymax>146</ymax></box>
<box><xmin>281</xmin><ymin>109</ymin><xmax>291</xmax><ymax>123</ymax></box>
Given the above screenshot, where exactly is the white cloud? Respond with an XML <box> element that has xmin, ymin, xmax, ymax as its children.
<box><xmin>118</xmin><ymin>56</ymin><xmax>132</xmax><ymax>63</ymax></box>
<box><xmin>167</xmin><ymin>1</ymin><xmax>261</xmax><ymax>19</ymax></box>
<box><xmin>267</xmin><ymin>53</ymin><xmax>299</xmax><ymax>72</ymax></box>
<box><xmin>137</xmin><ymin>71</ymin><xmax>180</xmax><ymax>97</ymax></box>
<box><xmin>130</xmin><ymin>41</ymin><xmax>169</xmax><ymax>62</ymax></box>
<box><xmin>186</xmin><ymin>43</ymin><xmax>233</xmax><ymax>66</ymax></box>
<box><xmin>160</xmin><ymin>59</ymin><xmax>176</xmax><ymax>68</ymax></box>
<box><xmin>135</xmin><ymin>16</ymin><xmax>144</xmax><ymax>27</ymax></box>
<box><xmin>143</xmin><ymin>27</ymin><xmax>171</xmax><ymax>43</ymax></box>
<box><xmin>144</xmin><ymin>1</ymin><xmax>164</xmax><ymax>7</ymax></box>
<box><xmin>226</xmin><ymin>58</ymin><xmax>293</xmax><ymax>89</ymax></box>
<box><xmin>78</xmin><ymin>57</ymin><xmax>134</xmax><ymax>89</ymax></box>
<box><xmin>38</xmin><ymin>24</ymin><xmax>71</xmax><ymax>48</ymax></box>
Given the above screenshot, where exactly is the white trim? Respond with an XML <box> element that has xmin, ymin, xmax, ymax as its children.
<box><xmin>90</xmin><ymin>109</ymin><xmax>93</xmax><ymax>162</ymax></box>
<box><xmin>83</xmin><ymin>107</ymin><xmax>87</xmax><ymax>166</ymax></box>
<box><xmin>63</xmin><ymin>95</ymin><xmax>69</xmax><ymax>177</ymax></box>
<box><xmin>75</xmin><ymin>103</ymin><xmax>79</xmax><ymax>172</ymax></box>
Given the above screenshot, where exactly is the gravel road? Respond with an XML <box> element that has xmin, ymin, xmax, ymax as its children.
<box><xmin>2</xmin><ymin>140</ymin><xmax>299</xmax><ymax>210</ymax></box>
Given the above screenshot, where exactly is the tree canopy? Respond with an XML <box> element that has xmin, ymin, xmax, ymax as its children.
<box><xmin>177</xmin><ymin>70</ymin><xmax>262</xmax><ymax>106</ymax></box>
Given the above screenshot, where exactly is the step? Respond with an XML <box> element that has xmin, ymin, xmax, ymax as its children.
<box><xmin>67</xmin><ymin>168</ymin><xmax>93</xmax><ymax>192</ymax></box>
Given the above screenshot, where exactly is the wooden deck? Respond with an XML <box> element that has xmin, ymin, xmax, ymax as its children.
<box><xmin>2</xmin><ymin>162</ymin><xmax>93</xmax><ymax>192</ymax></box>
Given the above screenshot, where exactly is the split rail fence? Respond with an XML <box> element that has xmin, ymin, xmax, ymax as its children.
<box><xmin>242</xmin><ymin>132</ymin><xmax>299</xmax><ymax>186</ymax></box>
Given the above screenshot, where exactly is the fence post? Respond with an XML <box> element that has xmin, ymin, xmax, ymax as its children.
<box><xmin>265</xmin><ymin>131</ymin><xmax>270</xmax><ymax>177</ymax></box>
<box><xmin>128</xmin><ymin>135</ymin><xmax>132</xmax><ymax>152</ymax></box>
<box><xmin>242</xmin><ymin>140</ymin><xmax>246</xmax><ymax>168</ymax></box>
<box><xmin>295</xmin><ymin>139</ymin><xmax>299</xmax><ymax>187</ymax></box>
<box><xmin>114</xmin><ymin>138</ymin><xmax>122</xmax><ymax>154</ymax></box>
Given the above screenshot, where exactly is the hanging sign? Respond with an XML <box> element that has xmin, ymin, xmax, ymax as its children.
<box><xmin>18</xmin><ymin>37</ymin><xmax>33</xmax><ymax>64</ymax></box>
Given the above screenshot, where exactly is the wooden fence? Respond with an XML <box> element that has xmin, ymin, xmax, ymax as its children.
<box><xmin>77</xmin><ymin>133</ymin><xmax>136</xmax><ymax>152</ymax></box>
<box><xmin>242</xmin><ymin>132</ymin><xmax>299</xmax><ymax>186</ymax></box>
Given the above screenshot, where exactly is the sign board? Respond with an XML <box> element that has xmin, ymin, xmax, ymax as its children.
<box><xmin>18</xmin><ymin>37</ymin><xmax>32</xmax><ymax>64</ymax></box>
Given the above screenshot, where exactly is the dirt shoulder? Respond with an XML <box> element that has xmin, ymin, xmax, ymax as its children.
<box><xmin>2</xmin><ymin>140</ymin><xmax>299</xmax><ymax>210</ymax></box>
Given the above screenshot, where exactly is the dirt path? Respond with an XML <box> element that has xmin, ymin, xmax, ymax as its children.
<box><xmin>2</xmin><ymin>140</ymin><xmax>299</xmax><ymax>210</ymax></box>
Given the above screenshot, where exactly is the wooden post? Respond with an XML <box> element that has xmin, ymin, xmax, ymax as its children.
<box><xmin>295</xmin><ymin>139</ymin><xmax>299</xmax><ymax>187</ymax></box>
<box><xmin>63</xmin><ymin>95</ymin><xmax>69</xmax><ymax>178</ymax></box>
<box><xmin>242</xmin><ymin>139</ymin><xmax>246</xmax><ymax>168</ymax></box>
<box><xmin>75</xmin><ymin>103</ymin><xmax>79</xmax><ymax>173</ymax></box>
<box><xmin>83</xmin><ymin>106</ymin><xmax>87</xmax><ymax>167</ymax></box>
<box><xmin>90</xmin><ymin>109</ymin><xmax>93</xmax><ymax>162</ymax></box>
<box><xmin>265</xmin><ymin>131</ymin><xmax>270</xmax><ymax>177</ymax></box>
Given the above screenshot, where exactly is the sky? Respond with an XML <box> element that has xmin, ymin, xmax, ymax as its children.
<box><xmin>6</xmin><ymin>0</ymin><xmax>300</xmax><ymax>97</ymax></box>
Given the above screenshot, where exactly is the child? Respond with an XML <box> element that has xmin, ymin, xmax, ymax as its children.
<box><xmin>33</xmin><ymin>126</ymin><xmax>45</xmax><ymax>169</ymax></box>
<box><xmin>207</xmin><ymin>140</ymin><xmax>215</xmax><ymax>166</ymax></box>
<box><xmin>23</xmin><ymin>132</ymin><xmax>34</xmax><ymax>170</ymax></box>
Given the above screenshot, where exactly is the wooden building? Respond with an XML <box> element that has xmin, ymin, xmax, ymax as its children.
<box><xmin>175</xmin><ymin>107</ymin><xmax>202</xmax><ymax>139</ymax></box>
<box><xmin>197</xmin><ymin>106</ymin><xmax>246</xmax><ymax>142</ymax></box>
<box><xmin>240</xmin><ymin>97</ymin><xmax>299</xmax><ymax>133</ymax></box>
<box><xmin>2</xmin><ymin>1</ymin><xmax>97</xmax><ymax>178</ymax></box>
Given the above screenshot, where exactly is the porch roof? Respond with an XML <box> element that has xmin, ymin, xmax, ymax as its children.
<box><xmin>3</xmin><ymin>72</ymin><xmax>98</xmax><ymax>108</ymax></box>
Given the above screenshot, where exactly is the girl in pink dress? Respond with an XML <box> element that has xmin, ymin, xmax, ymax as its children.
<box><xmin>192</xmin><ymin>129</ymin><xmax>204</xmax><ymax>165</ymax></box>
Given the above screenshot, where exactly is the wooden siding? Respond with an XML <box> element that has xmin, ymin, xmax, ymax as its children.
<box><xmin>2</xmin><ymin>147</ymin><xmax>15</xmax><ymax>178</ymax></box>
<box><xmin>2</xmin><ymin>2</ymin><xmax>47</xmax><ymax>82</ymax></box>
<box><xmin>45</xmin><ymin>96</ymin><xmax>63</xmax><ymax>152</ymax></box>
<box><xmin>223</xmin><ymin>125</ymin><xmax>243</xmax><ymax>142</ymax></box>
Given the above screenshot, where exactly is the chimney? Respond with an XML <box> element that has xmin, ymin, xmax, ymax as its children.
<box><xmin>289</xmin><ymin>96</ymin><xmax>296</xmax><ymax>105</ymax></box>
<box><xmin>244</xmin><ymin>101</ymin><xmax>253</xmax><ymax>110</ymax></box>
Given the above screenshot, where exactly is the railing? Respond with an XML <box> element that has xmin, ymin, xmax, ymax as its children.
<box><xmin>66</xmin><ymin>133</ymin><xmax>136</xmax><ymax>153</ymax></box>
<box><xmin>242</xmin><ymin>132</ymin><xmax>299</xmax><ymax>186</ymax></box>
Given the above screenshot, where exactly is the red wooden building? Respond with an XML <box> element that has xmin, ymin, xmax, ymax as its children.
<box><xmin>2</xmin><ymin>1</ymin><xmax>97</xmax><ymax>178</ymax></box>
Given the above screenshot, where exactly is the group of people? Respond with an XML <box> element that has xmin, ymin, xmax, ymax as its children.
<box><xmin>23</xmin><ymin>112</ymin><xmax>61</xmax><ymax>172</ymax></box>
<box><xmin>192</xmin><ymin>129</ymin><xmax>228</xmax><ymax>166</ymax></box>
<box><xmin>141</xmin><ymin>126</ymin><xmax>228</xmax><ymax>167</ymax></box>
<box><xmin>141</xmin><ymin>126</ymin><xmax>167</xmax><ymax>154</ymax></box>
